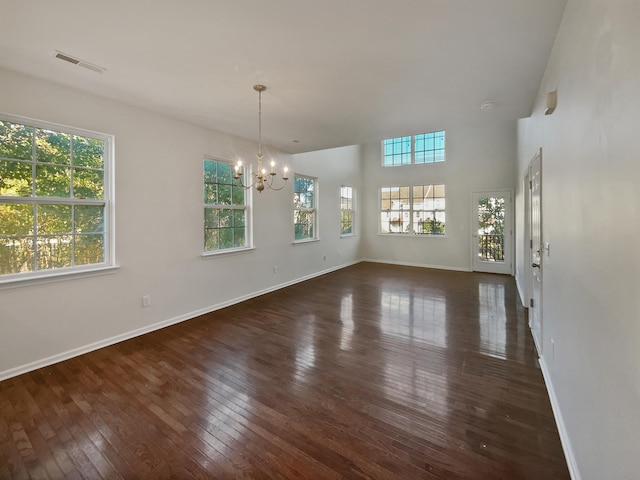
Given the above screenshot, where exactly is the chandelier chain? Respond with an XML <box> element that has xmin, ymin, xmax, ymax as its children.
<box><xmin>233</xmin><ymin>84</ymin><xmax>288</xmax><ymax>193</ymax></box>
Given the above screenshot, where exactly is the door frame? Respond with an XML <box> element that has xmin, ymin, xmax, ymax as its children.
<box><xmin>470</xmin><ymin>189</ymin><xmax>514</xmax><ymax>275</ymax></box>
<box><xmin>528</xmin><ymin>148</ymin><xmax>543</xmax><ymax>354</ymax></box>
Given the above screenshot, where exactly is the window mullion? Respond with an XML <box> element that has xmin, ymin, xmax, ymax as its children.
<box><xmin>411</xmin><ymin>135</ymin><xmax>416</xmax><ymax>165</ymax></box>
<box><xmin>31</xmin><ymin>128</ymin><xmax>37</xmax><ymax>197</ymax></box>
<box><xmin>409</xmin><ymin>186</ymin><xmax>414</xmax><ymax>234</ymax></box>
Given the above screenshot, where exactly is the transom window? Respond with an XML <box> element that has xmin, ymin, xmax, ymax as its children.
<box><xmin>380</xmin><ymin>184</ymin><xmax>445</xmax><ymax>235</ymax></box>
<box><xmin>340</xmin><ymin>185</ymin><xmax>354</xmax><ymax>236</ymax></box>
<box><xmin>294</xmin><ymin>174</ymin><xmax>317</xmax><ymax>241</ymax></box>
<box><xmin>203</xmin><ymin>159</ymin><xmax>249</xmax><ymax>252</ymax></box>
<box><xmin>383</xmin><ymin>131</ymin><xmax>445</xmax><ymax>166</ymax></box>
<box><xmin>0</xmin><ymin>115</ymin><xmax>113</xmax><ymax>280</ymax></box>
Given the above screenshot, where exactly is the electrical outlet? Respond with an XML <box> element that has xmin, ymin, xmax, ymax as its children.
<box><xmin>142</xmin><ymin>295</ymin><xmax>151</xmax><ymax>307</ymax></box>
<box><xmin>273</xmin><ymin>265</ymin><xmax>278</xmax><ymax>273</ymax></box>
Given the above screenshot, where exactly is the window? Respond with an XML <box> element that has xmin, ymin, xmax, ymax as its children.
<box><xmin>203</xmin><ymin>159</ymin><xmax>248</xmax><ymax>252</ymax></box>
<box><xmin>380</xmin><ymin>184</ymin><xmax>445</xmax><ymax>235</ymax></box>
<box><xmin>383</xmin><ymin>131</ymin><xmax>445</xmax><ymax>166</ymax></box>
<box><xmin>340</xmin><ymin>185</ymin><xmax>354</xmax><ymax>236</ymax></box>
<box><xmin>294</xmin><ymin>174</ymin><xmax>317</xmax><ymax>241</ymax></box>
<box><xmin>0</xmin><ymin>115</ymin><xmax>113</xmax><ymax>280</ymax></box>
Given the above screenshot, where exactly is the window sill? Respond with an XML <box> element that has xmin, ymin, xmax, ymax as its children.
<box><xmin>201</xmin><ymin>246</ymin><xmax>255</xmax><ymax>259</ymax></box>
<box><xmin>0</xmin><ymin>264</ymin><xmax>120</xmax><ymax>290</ymax></box>
<box><xmin>340</xmin><ymin>233</ymin><xmax>357</xmax><ymax>238</ymax></box>
<box><xmin>378</xmin><ymin>233</ymin><xmax>448</xmax><ymax>238</ymax></box>
<box><xmin>293</xmin><ymin>238</ymin><xmax>320</xmax><ymax>245</ymax></box>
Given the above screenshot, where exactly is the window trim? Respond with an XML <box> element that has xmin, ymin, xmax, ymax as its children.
<box><xmin>293</xmin><ymin>173</ymin><xmax>318</xmax><ymax>243</ymax></box>
<box><xmin>379</xmin><ymin>184</ymin><xmax>446</xmax><ymax>236</ymax></box>
<box><xmin>0</xmin><ymin>113</ymin><xmax>115</xmax><ymax>285</ymax></box>
<box><xmin>382</xmin><ymin>131</ymin><xmax>445</xmax><ymax>167</ymax></box>
<box><xmin>203</xmin><ymin>156</ymin><xmax>252</xmax><ymax>255</ymax></box>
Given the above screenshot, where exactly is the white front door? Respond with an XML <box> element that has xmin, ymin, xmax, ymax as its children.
<box><xmin>472</xmin><ymin>191</ymin><xmax>513</xmax><ymax>274</ymax></box>
<box><xmin>529</xmin><ymin>150</ymin><xmax>543</xmax><ymax>353</ymax></box>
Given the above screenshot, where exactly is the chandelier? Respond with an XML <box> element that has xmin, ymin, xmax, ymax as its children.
<box><xmin>233</xmin><ymin>84</ymin><xmax>289</xmax><ymax>192</ymax></box>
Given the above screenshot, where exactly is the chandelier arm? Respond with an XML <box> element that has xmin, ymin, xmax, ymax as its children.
<box><xmin>243</xmin><ymin>84</ymin><xmax>288</xmax><ymax>194</ymax></box>
<box><xmin>265</xmin><ymin>181</ymin><xmax>288</xmax><ymax>192</ymax></box>
<box><xmin>233</xmin><ymin>174</ymin><xmax>255</xmax><ymax>191</ymax></box>
<box><xmin>263</xmin><ymin>175</ymin><xmax>288</xmax><ymax>191</ymax></box>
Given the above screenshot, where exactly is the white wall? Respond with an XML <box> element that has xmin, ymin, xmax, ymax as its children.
<box><xmin>360</xmin><ymin>121</ymin><xmax>517</xmax><ymax>270</ymax></box>
<box><xmin>515</xmin><ymin>1</ymin><xmax>640</xmax><ymax>478</ymax></box>
<box><xmin>0</xmin><ymin>67</ymin><xmax>362</xmax><ymax>378</ymax></box>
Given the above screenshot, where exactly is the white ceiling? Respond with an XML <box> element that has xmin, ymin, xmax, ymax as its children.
<box><xmin>0</xmin><ymin>0</ymin><xmax>566</xmax><ymax>154</ymax></box>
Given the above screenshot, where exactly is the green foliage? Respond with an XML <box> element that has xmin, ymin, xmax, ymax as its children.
<box><xmin>294</xmin><ymin>176</ymin><xmax>316</xmax><ymax>240</ymax></box>
<box><xmin>294</xmin><ymin>210</ymin><xmax>315</xmax><ymax>240</ymax></box>
<box><xmin>341</xmin><ymin>210</ymin><xmax>353</xmax><ymax>235</ymax></box>
<box><xmin>478</xmin><ymin>197</ymin><xmax>505</xmax><ymax>235</ymax></box>
<box><xmin>477</xmin><ymin>196</ymin><xmax>505</xmax><ymax>261</ymax></box>
<box><xmin>0</xmin><ymin>119</ymin><xmax>106</xmax><ymax>275</ymax></box>
<box><xmin>204</xmin><ymin>205</ymin><xmax>246</xmax><ymax>251</ymax></box>
<box><xmin>0</xmin><ymin>121</ymin><xmax>33</xmax><ymax>160</ymax></box>
<box><xmin>204</xmin><ymin>160</ymin><xmax>244</xmax><ymax>206</ymax></box>
<box><xmin>294</xmin><ymin>176</ymin><xmax>315</xmax><ymax>209</ymax></box>
<box><xmin>75</xmin><ymin>235</ymin><xmax>104</xmax><ymax>265</ymax></box>
<box><xmin>420</xmin><ymin>218</ymin><xmax>445</xmax><ymax>235</ymax></box>
<box><xmin>36</xmin><ymin>129</ymin><xmax>70</xmax><ymax>164</ymax></box>
<box><xmin>73</xmin><ymin>136</ymin><xmax>104</xmax><ymax>169</ymax></box>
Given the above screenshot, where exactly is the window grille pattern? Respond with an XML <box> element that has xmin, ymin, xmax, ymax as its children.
<box><xmin>294</xmin><ymin>175</ymin><xmax>317</xmax><ymax>241</ymax></box>
<box><xmin>0</xmin><ymin>117</ymin><xmax>111</xmax><ymax>278</ymax></box>
<box><xmin>380</xmin><ymin>184</ymin><xmax>445</xmax><ymax>235</ymax></box>
<box><xmin>340</xmin><ymin>185</ymin><xmax>354</xmax><ymax>235</ymax></box>
<box><xmin>383</xmin><ymin>131</ymin><xmax>445</xmax><ymax>166</ymax></box>
<box><xmin>414</xmin><ymin>131</ymin><xmax>445</xmax><ymax>164</ymax></box>
<box><xmin>204</xmin><ymin>159</ymin><xmax>247</xmax><ymax>251</ymax></box>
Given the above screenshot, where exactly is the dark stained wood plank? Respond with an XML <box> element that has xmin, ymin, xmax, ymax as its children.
<box><xmin>0</xmin><ymin>263</ymin><xmax>570</xmax><ymax>479</ymax></box>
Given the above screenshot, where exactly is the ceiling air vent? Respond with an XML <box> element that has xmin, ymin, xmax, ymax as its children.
<box><xmin>53</xmin><ymin>50</ymin><xmax>106</xmax><ymax>74</ymax></box>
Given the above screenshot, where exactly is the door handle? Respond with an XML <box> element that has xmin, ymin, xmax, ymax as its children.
<box><xmin>532</xmin><ymin>263</ymin><xmax>540</xmax><ymax>268</ymax></box>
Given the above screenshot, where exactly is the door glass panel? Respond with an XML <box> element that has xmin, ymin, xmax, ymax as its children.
<box><xmin>477</xmin><ymin>196</ymin><xmax>505</xmax><ymax>263</ymax></box>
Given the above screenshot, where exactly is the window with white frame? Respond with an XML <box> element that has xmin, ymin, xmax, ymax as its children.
<box><xmin>340</xmin><ymin>185</ymin><xmax>354</xmax><ymax>236</ymax></box>
<box><xmin>383</xmin><ymin>131</ymin><xmax>445</xmax><ymax>166</ymax></box>
<box><xmin>0</xmin><ymin>115</ymin><xmax>113</xmax><ymax>280</ymax></box>
<box><xmin>380</xmin><ymin>184</ymin><xmax>445</xmax><ymax>235</ymax></box>
<box><xmin>203</xmin><ymin>159</ymin><xmax>248</xmax><ymax>252</ymax></box>
<box><xmin>294</xmin><ymin>174</ymin><xmax>317</xmax><ymax>241</ymax></box>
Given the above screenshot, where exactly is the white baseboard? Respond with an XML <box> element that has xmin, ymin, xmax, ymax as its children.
<box><xmin>538</xmin><ymin>355</ymin><xmax>581</xmax><ymax>480</ymax></box>
<box><xmin>361</xmin><ymin>258</ymin><xmax>472</xmax><ymax>272</ymax></box>
<box><xmin>0</xmin><ymin>260</ymin><xmax>360</xmax><ymax>382</ymax></box>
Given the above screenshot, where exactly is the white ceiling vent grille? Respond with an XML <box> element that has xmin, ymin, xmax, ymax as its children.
<box><xmin>53</xmin><ymin>50</ymin><xmax>106</xmax><ymax>74</ymax></box>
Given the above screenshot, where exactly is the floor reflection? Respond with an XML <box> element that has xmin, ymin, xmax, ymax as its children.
<box><xmin>293</xmin><ymin>314</ymin><xmax>317</xmax><ymax>385</ymax></box>
<box><xmin>379</xmin><ymin>287</ymin><xmax>447</xmax><ymax>348</ymax></box>
<box><xmin>478</xmin><ymin>282</ymin><xmax>508</xmax><ymax>359</ymax></box>
<box><xmin>339</xmin><ymin>293</ymin><xmax>354</xmax><ymax>351</ymax></box>
<box><xmin>199</xmin><ymin>354</ymin><xmax>251</xmax><ymax>466</ymax></box>
<box><xmin>377</xmin><ymin>285</ymin><xmax>451</xmax><ymax>419</ymax></box>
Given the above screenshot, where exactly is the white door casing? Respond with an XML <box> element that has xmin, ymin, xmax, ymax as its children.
<box><xmin>529</xmin><ymin>149</ymin><xmax>543</xmax><ymax>354</ymax></box>
<box><xmin>472</xmin><ymin>190</ymin><xmax>513</xmax><ymax>275</ymax></box>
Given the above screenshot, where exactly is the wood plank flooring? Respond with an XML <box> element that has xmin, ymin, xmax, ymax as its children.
<box><xmin>0</xmin><ymin>263</ymin><xmax>570</xmax><ymax>479</ymax></box>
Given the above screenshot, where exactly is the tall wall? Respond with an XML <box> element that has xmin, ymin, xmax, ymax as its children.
<box><xmin>360</xmin><ymin>121</ymin><xmax>517</xmax><ymax>270</ymax></box>
<box><xmin>0</xmin><ymin>67</ymin><xmax>362</xmax><ymax>378</ymax></box>
<box><xmin>515</xmin><ymin>0</ymin><xmax>640</xmax><ymax>478</ymax></box>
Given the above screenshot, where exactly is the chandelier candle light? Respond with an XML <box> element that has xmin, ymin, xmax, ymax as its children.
<box><xmin>233</xmin><ymin>85</ymin><xmax>289</xmax><ymax>192</ymax></box>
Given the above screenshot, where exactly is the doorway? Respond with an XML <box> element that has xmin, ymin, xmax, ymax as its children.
<box><xmin>471</xmin><ymin>191</ymin><xmax>513</xmax><ymax>275</ymax></box>
<box><xmin>529</xmin><ymin>149</ymin><xmax>543</xmax><ymax>353</ymax></box>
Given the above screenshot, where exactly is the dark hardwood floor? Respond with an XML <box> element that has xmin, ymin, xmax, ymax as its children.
<box><xmin>0</xmin><ymin>263</ymin><xmax>570</xmax><ymax>479</ymax></box>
